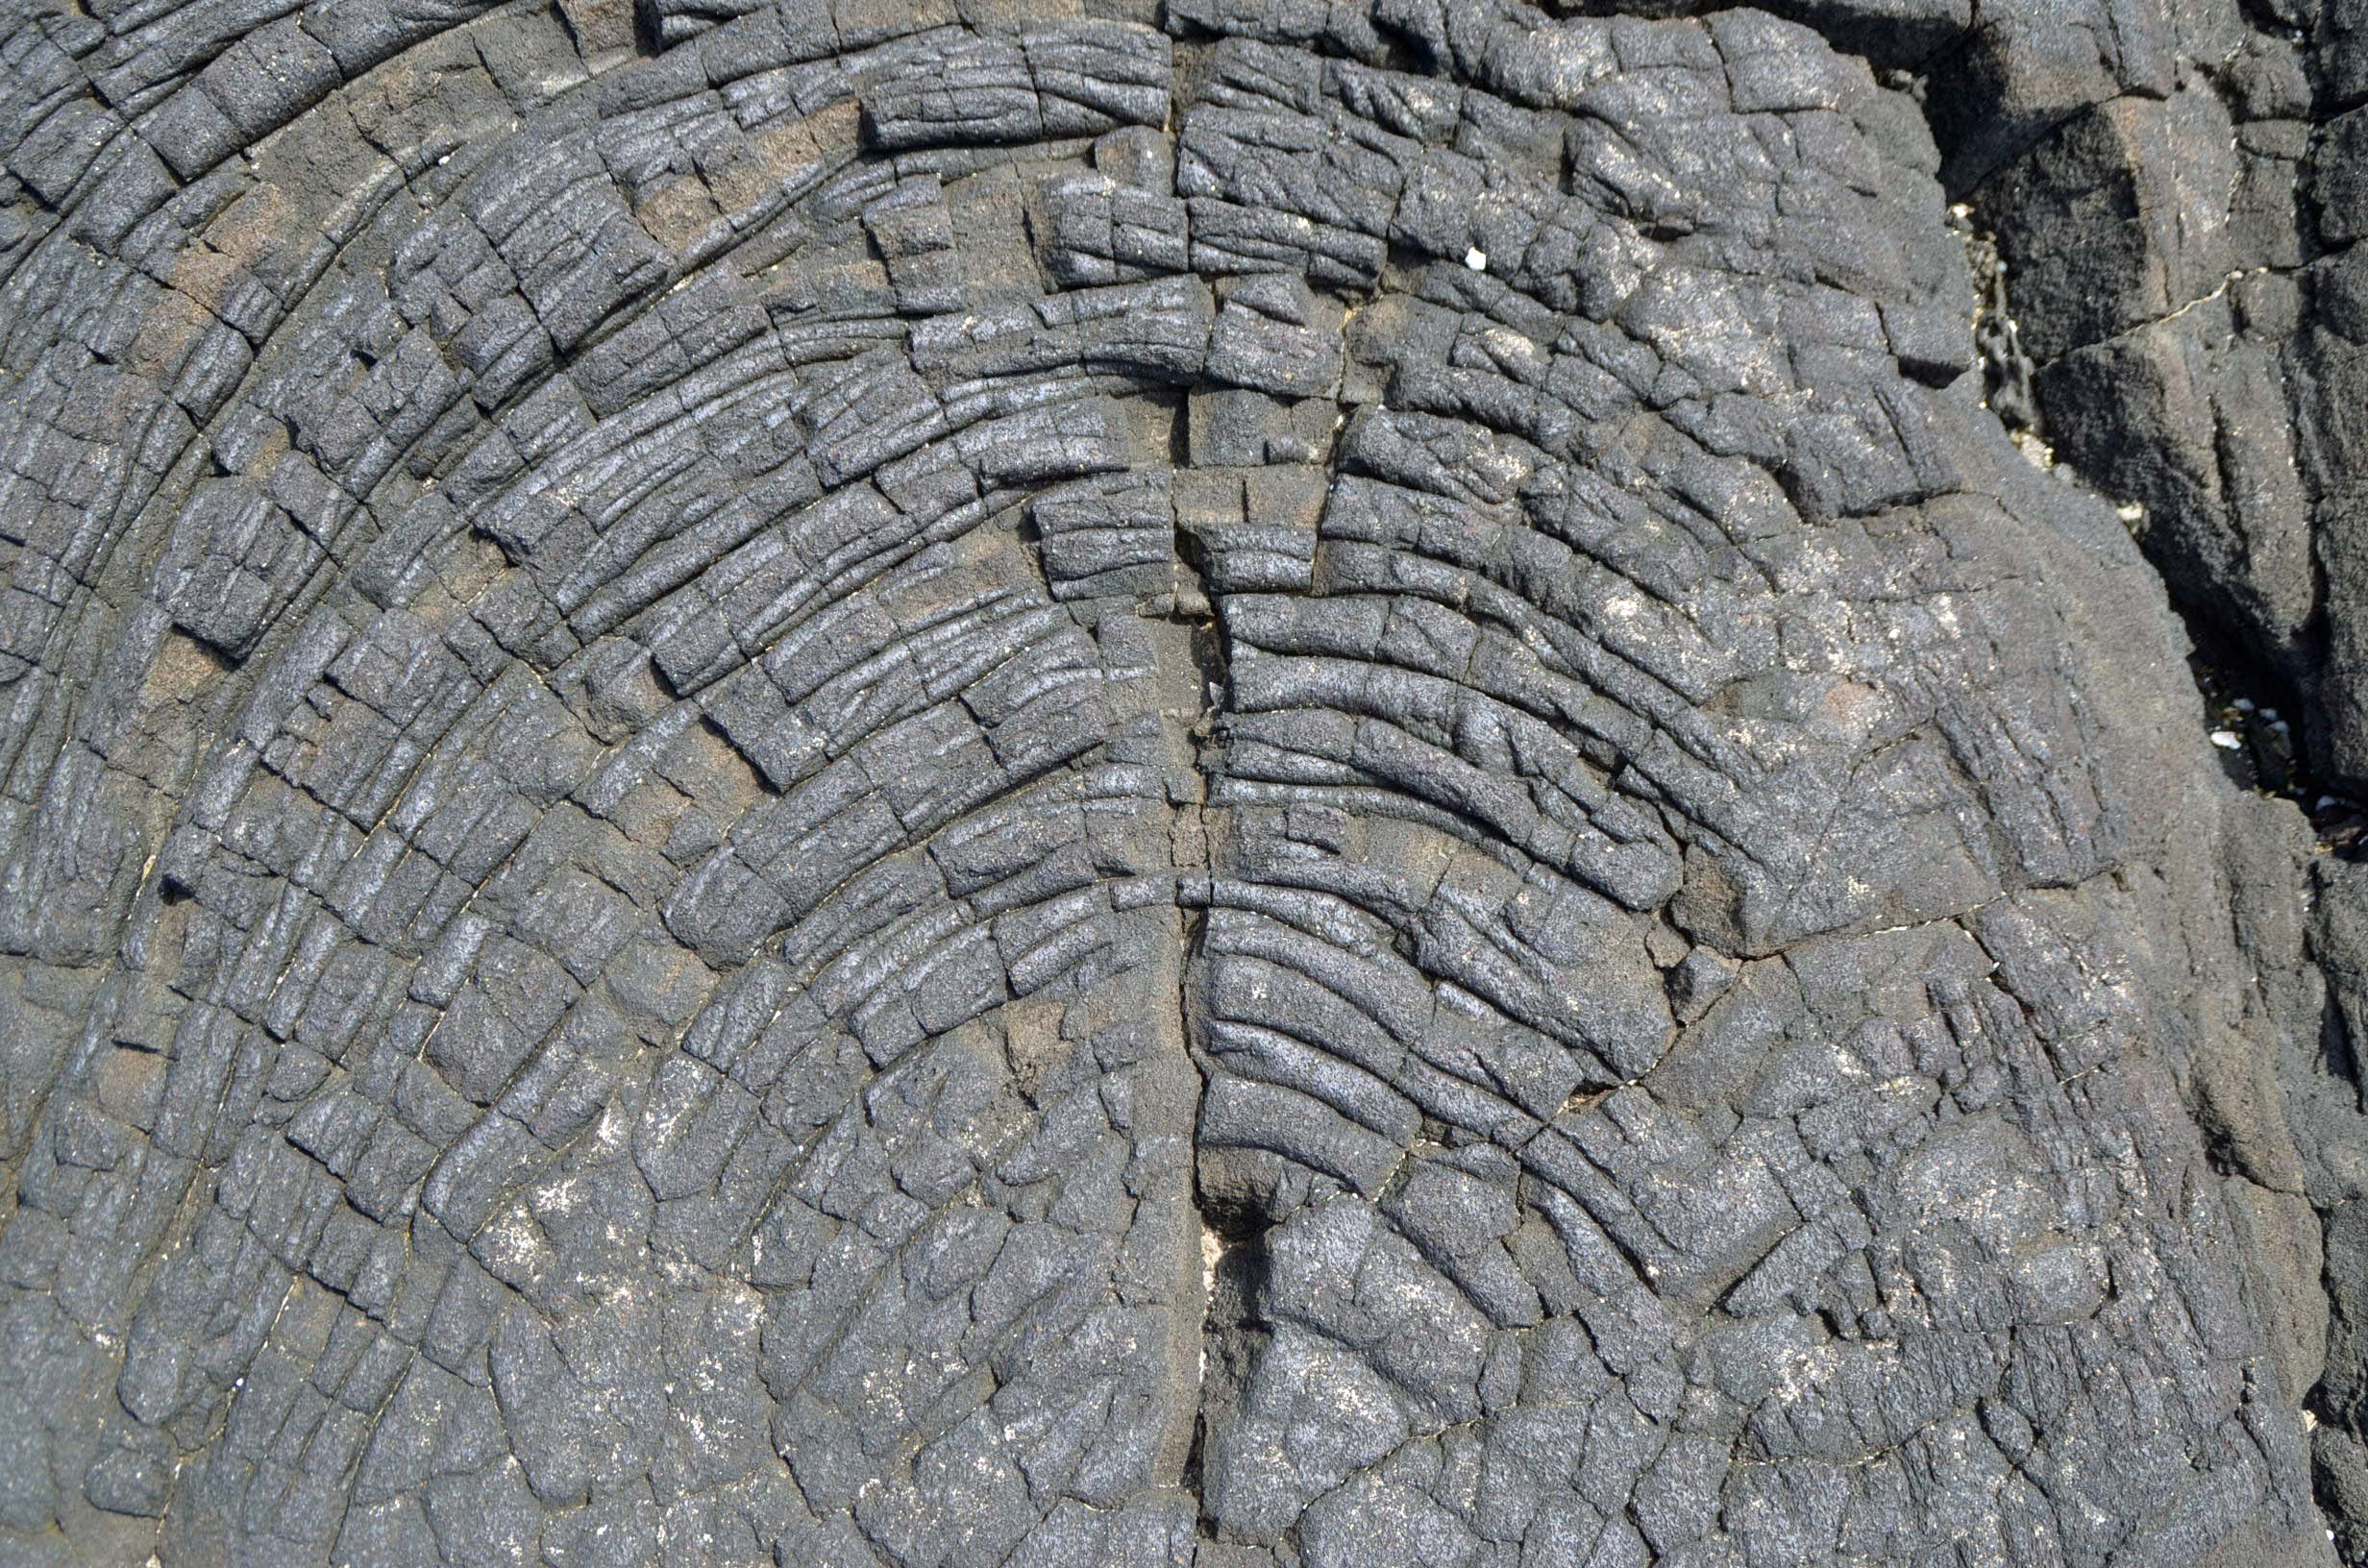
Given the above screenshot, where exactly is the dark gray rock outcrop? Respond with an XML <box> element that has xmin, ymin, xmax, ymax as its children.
<box><xmin>0</xmin><ymin>0</ymin><xmax>2359</xmax><ymax>1561</ymax></box>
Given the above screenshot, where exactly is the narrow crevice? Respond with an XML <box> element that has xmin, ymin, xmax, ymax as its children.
<box><xmin>1150</xmin><ymin>391</ymin><xmax>1262</xmax><ymax>1542</ymax></box>
<box><xmin>1179</xmin><ymin>1206</ymin><xmax>1273</xmax><ymax>1545</ymax></box>
<box><xmin>2184</xmin><ymin>611</ymin><xmax>2368</xmax><ymax>854</ymax></box>
<box><xmin>2316</xmin><ymin>989</ymin><xmax>2368</xmax><ymax>1114</ymax></box>
<box><xmin>1953</xmin><ymin>203</ymin><xmax>2049</xmax><ymax>454</ymax></box>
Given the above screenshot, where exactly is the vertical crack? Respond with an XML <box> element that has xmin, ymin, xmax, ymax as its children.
<box><xmin>1159</xmin><ymin>442</ymin><xmax>1245</xmax><ymax>1534</ymax></box>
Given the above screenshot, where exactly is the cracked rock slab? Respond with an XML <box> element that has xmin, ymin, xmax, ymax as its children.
<box><xmin>0</xmin><ymin>0</ymin><xmax>2355</xmax><ymax>1563</ymax></box>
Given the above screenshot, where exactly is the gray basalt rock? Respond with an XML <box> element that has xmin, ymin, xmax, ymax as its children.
<box><xmin>0</xmin><ymin>0</ymin><xmax>2359</xmax><ymax>1561</ymax></box>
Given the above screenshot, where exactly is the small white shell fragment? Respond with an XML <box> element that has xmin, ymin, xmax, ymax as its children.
<box><xmin>1464</xmin><ymin>247</ymin><xmax>1487</xmax><ymax>271</ymax></box>
<box><xmin>2209</xmin><ymin>729</ymin><xmax>2242</xmax><ymax>750</ymax></box>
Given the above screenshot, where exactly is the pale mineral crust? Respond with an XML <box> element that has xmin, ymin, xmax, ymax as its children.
<box><xmin>0</xmin><ymin>0</ymin><xmax>2362</xmax><ymax>1561</ymax></box>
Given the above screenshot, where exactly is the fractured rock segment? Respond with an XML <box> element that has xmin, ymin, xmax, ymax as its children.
<box><xmin>0</xmin><ymin>0</ymin><xmax>2344</xmax><ymax>1564</ymax></box>
<box><xmin>1902</xmin><ymin>0</ymin><xmax>2368</xmax><ymax>806</ymax></box>
<box><xmin>1</xmin><ymin>7</ymin><xmax>1211</xmax><ymax>1563</ymax></box>
<box><xmin>1171</xmin><ymin>7</ymin><xmax>2331</xmax><ymax>1563</ymax></box>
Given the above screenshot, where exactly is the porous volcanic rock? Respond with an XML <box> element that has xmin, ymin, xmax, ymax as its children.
<box><xmin>0</xmin><ymin>0</ymin><xmax>2360</xmax><ymax>1561</ymax></box>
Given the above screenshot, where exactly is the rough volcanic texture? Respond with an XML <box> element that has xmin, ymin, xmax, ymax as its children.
<box><xmin>1929</xmin><ymin>0</ymin><xmax>2363</xmax><ymax>797</ymax></box>
<box><xmin>0</xmin><ymin>0</ymin><xmax>2357</xmax><ymax>1563</ymax></box>
<box><xmin>1914</xmin><ymin>0</ymin><xmax>2368</xmax><ymax>1541</ymax></box>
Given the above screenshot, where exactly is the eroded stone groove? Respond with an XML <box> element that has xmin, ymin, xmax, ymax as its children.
<box><xmin>0</xmin><ymin>0</ymin><xmax>2354</xmax><ymax>1562</ymax></box>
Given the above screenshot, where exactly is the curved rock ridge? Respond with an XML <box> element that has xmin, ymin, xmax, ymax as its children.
<box><xmin>0</xmin><ymin>0</ymin><xmax>2351</xmax><ymax>1562</ymax></box>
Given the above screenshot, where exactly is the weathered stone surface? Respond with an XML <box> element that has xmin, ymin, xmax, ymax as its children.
<box><xmin>0</xmin><ymin>0</ymin><xmax>2360</xmax><ymax>1561</ymax></box>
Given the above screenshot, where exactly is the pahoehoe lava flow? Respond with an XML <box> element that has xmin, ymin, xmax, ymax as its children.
<box><xmin>2</xmin><ymin>0</ymin><xmax>2366</xmax><ymax>1560</ymax></box>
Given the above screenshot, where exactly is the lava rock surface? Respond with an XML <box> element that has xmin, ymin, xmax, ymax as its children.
<box><xmin>0</xmin><ymin>0</ymin><xmax>2362</xmax><ymax>1561</ymax></box>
